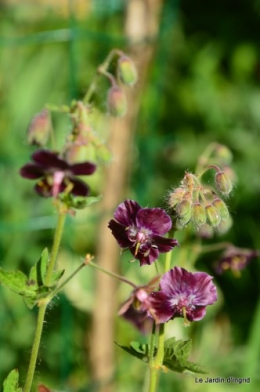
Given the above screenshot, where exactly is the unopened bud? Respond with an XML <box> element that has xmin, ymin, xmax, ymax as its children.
<box><xmin>197</xmin><ymin>223</ymin><xmax>214</xmax><ymax>239</ymax></box>
<box><xmin>192</xmin><ymin>203</ymin><xmax>207</xmax><ymax>226</ymax></box>
<box><xmin>168</xmin><ymin>187</ymin><xmax>186</xmax><ymax>208</ymax></box>
<box><xmin>176</xmin><ymin>199</ymin><xmax>192</xmax><ymax>224</ymax></box>
<box><xmin>27</xmin><ymin>109</ymin><xmax>51</xmax><ymax>146</ymax></box>
<box><xmin>107</xmin><ymin>86</ymin><xmax>127</xmax><ymax>117</ymax></box>
<box><xmin>215</xmin><ymin>144</ymin><xmax>233</xmax><ymax>165</ymax></box>
<box><xmin>205</xmin><ymin>204</ymin><xmax>221</xmax><ymax>227</ymax></box>
<box><xmin>118</xmin><ymin>55</ymin><xmax>138</xmax><ymax>86</ymax></box>
<box><xmin>212</xmin><ymin>198</ymin><xmax>229</xmax><ymax>221</ymax></box>
<box><xmin>215</xmin><ymin>171</ymin><xmax>233</xmax><ymax>195</ymax></box>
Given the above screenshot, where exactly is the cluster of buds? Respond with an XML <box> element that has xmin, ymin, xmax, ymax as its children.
<box><xmin>168</xmin><ymin>166</ymin><xmax>233</xmax><ymax>232</ymax></box>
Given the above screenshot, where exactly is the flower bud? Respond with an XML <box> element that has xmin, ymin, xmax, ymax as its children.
<box><xmin>215</xmin><ymin>171</ymin><xmax>233</xmax><ymax>196</ymax></box>
<box><xmin>107</xmin><ymin>86</ymin><xmax>127</xmax><ymax>117</ymax></box>
<box><xmin>215</xmin><ymin>144</ymin><xmax>233</xmax><ymax>165</ymax></box>
<box><xmin>196</xmin><ymin>223</ymin><xmax>214</xmax><ymax>239</ymax></box>
<box><xmin>168</xmin><ymin>187</ymin><xmax>186</xmax><ymax>208</ymax></box>
<box><xmin>205</xmin><ymin>204</ymin><xmax>221</xmax><ymax>227</ymax></box>
<box><xmin>212</xmin><ymin>198</ymin><xmax>229</xmax><ymax>221</ymax></box>
<box><xmin>27</xmin><ymin>109</ymin><xmax>51</xmax><ymax>146</ymax></box>
<box><xmin>192</xmin><ymin>203</ymin><xmax>207</xmax><ymax>226</ymax></box>
<box><xmin>118</xmin><ymin>55</ymin><xmax>138</xmax><ymax>86</ymax></box>
<box><xmin>176</xmin><ymin>199</ymin><xmax>192</xmax><ymax>224</ymax></box>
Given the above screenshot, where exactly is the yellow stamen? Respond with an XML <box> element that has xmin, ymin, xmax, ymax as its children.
<box><xmin>182</xmin><ymin>307</ymin><xmax>190</xmax><ymax>327</ymax></box>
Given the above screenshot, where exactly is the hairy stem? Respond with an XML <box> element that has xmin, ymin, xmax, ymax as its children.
<box><xmin>23</xmin><ymin>212</ymin><xmax>66</xmax><ymax>392</ymax></box>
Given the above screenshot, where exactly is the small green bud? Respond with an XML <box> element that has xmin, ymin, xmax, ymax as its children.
<box><xmin>192</xmin><ymin>203</ymin><xmax>207</xmax><ymax>226</ymax></box>
<box><xmin>176</xmin><ymin>199</ymin><xmax>192</xmax><ymax>224</ymax></box>
<box><xmin>215</xmin><ymin>144</ymin><xmax>233</xmax><ymax>165</ymax></box>
<box><xmin>107</xmin><ymin>86</ymin><xmax>127</xmax><ymax>117</ymax></box>
<box><xmin>118</xmin><ymin>55</ymin><xmax>138</xmax><ymax>86</ymax></box>
<box><xmin>27</xmin><ymin>109</ymin><xmax>52</xmax><ymax>146</ymax></box>
<box><xmin>205</xmin><ymin>204</ymin><xmax>221</xmax><ymax>227</ymax></box>
<box><xmin>168</xmin><ymin>187</ymin><xmax>186</xmax><ymax>208</ymax></box>
<box><xmin>212</xmin><ymin>198</ymin><xmax>229</xmax><ymax>221</ymax></box>
<box><xmin>215</xmin><ymin>171</ymin><xmax>233</xmax><ymax>195</ymax></box>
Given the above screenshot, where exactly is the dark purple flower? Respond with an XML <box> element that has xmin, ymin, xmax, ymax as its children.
<box><xmin>108</xmin><ymin>200</ymin><xmax>178</xmax><ymax>266</ymax></box>
<box><xmin>118</xmin><ymin>277</ymin><xmax>160</xmax><ymax>333</ymax></box>
<box><xmin>215</xmin><ymin>245</ymin><xmax>260</xmax><ymax>276</ymax></box>
<box><xmin>20</xmin><ymin>149</ymin><xmax>96</xmax><ymax>197</ymax></box>
<box><xmin>149</xmin><ymin>267</ymin><xmax>217</xmax><ymax>325</ymax></box>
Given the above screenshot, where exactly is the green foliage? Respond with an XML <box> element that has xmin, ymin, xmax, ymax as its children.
<box><xmin>163</xmin><ymin>338</ymin><xmax>207</xmax><ymax>374</ymax></box>
<box><xmin>0</xmin><ymin>248</ymin><xmax>64</xmax><ymax>309</ymax></box>
<box><xmin>3</xmin><ymin>369</ymin><xmax>22</xmax><ymax>392</ymax></box>
<box><xmin>116</xmin><ymin>338</ymin><xmax>207</xmax><ymax>374</ymax></box>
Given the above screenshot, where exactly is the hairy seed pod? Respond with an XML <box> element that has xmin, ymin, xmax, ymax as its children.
<box><xmin>118</xmin><ymin>55</ymin><xmax>138</xmax><ymax>86</ymax></box>
<box><xmin>192</xmin><ymin>203</ymin><xmax>207</xmax><ymax>226</ymax></box>
<box><xmin>215</xmin><ymin>171</ymin><xmax>233</xmax><ymax>196</ymax></box>
<box><xmin>212</xmin><ymin>198</ymin><xmax>229</xmax><ymax>221</ymax></box>
<box><xmin>27</xmin><ymin>109</ymin><xmax>52</xmax><ymax>146</ymax></box>
<box><xmin>205</xmin><ymin>204</ymin><xmax>221</xmax><ymax>227</ymax></box>
<box><xmin>107</xmin><ymin>86</ymin><xmax>127</xmax><ymax>117</ymax></box>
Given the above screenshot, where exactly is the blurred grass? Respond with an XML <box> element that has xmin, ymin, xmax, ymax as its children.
<box><xmin>1</xmin><ymin>0</ymin><xmax>260</xmax><ymax>391</ymax></box>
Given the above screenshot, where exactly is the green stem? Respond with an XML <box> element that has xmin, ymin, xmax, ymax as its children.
<box><xmin>23</xmin><ymin>212</ymin><xmax>66</xmax><ymax>392</ymax></box>
<box><xmin>83</xmin><ymin>48</ymin><xmax>123</xmax><ymax>104</ymax></box>
<box><xmin>87</xmin><ymin>259</ymin><xmax>136</xmax><ymax>288</ymax></box>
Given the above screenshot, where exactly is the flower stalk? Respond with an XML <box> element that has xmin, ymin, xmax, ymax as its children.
<box><xmin>23</xmin><ymin>211</ymin><xmax>66</xmax><ymax>392</ymax></box>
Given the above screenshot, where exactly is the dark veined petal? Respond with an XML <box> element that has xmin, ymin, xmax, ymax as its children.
<box><xmin>149</xmin><ymin>291</ymin><xmax>173</xmax><ymax>323</ymax></box>
<box><xmin>121</xmin><ymin>305</ymin><xmax>153</xmax><ymax>334</ymax></box>
<box><xmin>20</xmin><ymin>163</ymin><xmax>45</xmax><ymax>179</ymax></box>
<box><xmin>188</xmin><ymin>306</ymin><xmax>206</xmax><ymax>321</ymax></box>
<box><xmin>136</xmin><ymin>208</ymin><xmax>172</xmax><ymax>235</ymax></box>
<box><xmin>32</xmin><ymin>149</ymin><xmax>69</xmax><ymax>170</ymax></box>
<box><xmin>69</xmin><ymin>177</ymin><xmax>90</xmax><ymax>196</ymax></box>
<box><xmin>160</xmin><ymin>267</ymin><xmax>197</xmax><ymax>297</ymax></box>
<box><xmin>114</xmin><ymin>199</ymin><xmax>141</xmax><ymax>226</ymax></box>
<box><xmin>190</xmin><ymin>272</ymin><xmax>217</xmax><ymax>305</ymax></box>
<box><xmin>152</xmin><ymin>235</ymin><xmax>178</xmax><ymax>253</ymax></box>
<box><xmin>160</xmin><ymin>267</ymin><xmax>217</xmax><ymax>307</ymax></box>
<box><xmin>108</xmin><ymin>219</ymin><xmax>132</xmax><ymax>248</ymax></box>
<box><xmin>70</xmin><ymin>161</ymin><xmax>96</xmax><ymax>176</ymax></box>
<box><xmin>130</xmin><ymin>245</ymin><xmax>159</xmax><ymax>266</ymax></box>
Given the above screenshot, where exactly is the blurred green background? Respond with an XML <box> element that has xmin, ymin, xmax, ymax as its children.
<box><xmin>1</xmin><ymin>0</ymin><xmax>260</xmax><ymax>391</ymax></box>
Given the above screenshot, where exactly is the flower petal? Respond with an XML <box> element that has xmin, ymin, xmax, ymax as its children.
<box><xmin>114</xmin><ymin>199</ymin><xmax>141</xmax><ymax>226</ymax></box>
<box><xmin>70</xmin><ymin>162</ymin><xmax>96</xmax><ymax>175</ymax></box>
<box><xmin>20</xmin><ymin>163</ymin><xmax>45</xmax><ymax>179</ymax></box>
<box><xmin>152</xmin><ymin>235</ymin><xmax>178</xmax><ymax>253</ymax></box>
<box><xmin>189</xmin><ymin>306</ymin><xmax>206</xmax><ymax>321</ymax></box>
<box><xmin>130</xmin><ymin>245</ymin><xmax>159</xmax><ymax>266</ymax></box>
<box><xmin>121</xmin><ymin>305</ymin><xmax>153</xmax><ymax>334</ymax></box>
<box><xmin>191</xmin><ymin>272</ymin><xmax>217</xmax><ymax>305</ymax></box>
<box><xmin>136</xmin><ymin>208</ymin><xmax>172</xmax><ymax>235</ymax></box>
<box><xmin>149</xmin><ymin>292</ymin><xmax>173</xmax><ymax>323</ymax></box>
<box><xmin>108</xmin><ymin>219</ymin><xmax>132</xmax><ymax>248</ymax></box>
<box><xmin>69</xmin><ymin>177</ymin><xmax>90</xmax><ymax>196</ymax></box>
<box><xmin>32</xmin><ymin>150</ymin><xmax>68</xmax><ymax>170</ymax></box>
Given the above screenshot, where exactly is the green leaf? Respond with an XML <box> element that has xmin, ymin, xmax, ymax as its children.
<box><xmin>3</xmin><ymin>369</ymin><xmax>22</xmax><ymax>392</ymax></box>
<box><xmin>49</xmin><ymin>269</ymin><xmax>65</xmax><ymax>287</ymax></box>
<box><xmin>29</xmin><ymin>248</ymin><xmax>49</xmax><ymax>288</ymax></box>
<box><xmin>59</xmin><ymin>194</ymin><xmax>102</xmax><ymax>210</ymax></box>
<box><xmin>115</xmin><ymin>341</ymin><xmax>152</xmax><ymax>363</ymax></box>
<box><xmin>163</xmin><ymin>338</ymin><xmax>208</xmax><ymax>374</ymax></box>
<box><xmin>0</xmin><ymin>268</ymin><xmax>36</xmax><ymax>299</ymax></box>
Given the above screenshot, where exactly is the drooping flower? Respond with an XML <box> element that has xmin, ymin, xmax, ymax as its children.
<box><xmin>20</xmin><ymin>149</ymin><xmax>96</xmax><ymax>197</ymax></box>
<box><xmin>149</xmin><ymin>267</ymin><xmax>217</xmax><ymax>325</ymax></box>
<box><xmin>108</xmin><ymin>200</ymin><xmax>178</xmax><ymax>266</ymax></box>
<box><xmin>118</xmin><ymin>276</ymin><xmax>160</xmax><ymax>333</ymax></box>
<box><xmin>215</xmin><ymin>245</ymin><xmax>260</xmax><ymax>276</ymax></box>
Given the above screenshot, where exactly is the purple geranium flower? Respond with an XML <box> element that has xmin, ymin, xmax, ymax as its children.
<box><xmin>118</xmin><ymin>277</ymin><xmax>161</xmax><ymax>334</ymax></box>
<box><xmin>20</xmin><ymin>149</ymin><xmax>96</xmax><ymax>197</ymax></box>
<box><xmin>108</xmin><ymin>200</ymin><xmax>178</xmax><ymax>266</ymax></box>
<box><xmin>149</xmin><ymin>267</ymin><xmax>217</xmax><ymax>325</ymax></box>
<box><xmin>215</xmin><ymin>245</ymin><xmax>260</xmax><ymax>276</ymax></box>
